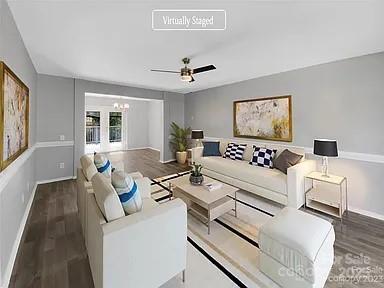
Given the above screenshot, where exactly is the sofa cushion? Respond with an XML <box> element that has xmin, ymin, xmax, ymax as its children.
<box><xmin>274</xmin><ymin>149</ymin><xmax>303</xmax><ymax>174</ymax></box>
<box><xmin>142</xmin><ymin>198</ymin><xmax>159</xmax><ymax>211</ymax></box>
<box><xmin>223</xmin><ymin>143</ymin><xmax>247</xmax><ymax>160</ymax></box>
<box><xmin>249</xmin><ymin>147</ymin><xmax>277</xmax><ymax>169</ymax></box>
<box><xmin>91</xmin><ymin>173</ymin><xmax>125</xmax><ymax>222</ymax></box>
<box><xmin>112</xmin><ymin>170</ymin><xmax>143</xmax><ymax>215</ymax></box>
<box><xmin>259</xmin><ymin>207</ymin><xmax>335</xmax><ymax>283</ymax></box>
<box><xmin>94</xmin><ymin>152</ymin><xmax>112</xmax><ymax>178</ymax></box>
<box><xmin>80</xmin><ymin>155</ymin><xmax>98</xmax><ymax>181</ymax></box>
<box><xmin>199</xmin><ymin>156</ymin><xmax>287</xmax><ymax>194</ymax></box>
<box><xmin>202</xmin><ymin>141</ymin><xmax>221</xmax><ymax>157</ymax></box>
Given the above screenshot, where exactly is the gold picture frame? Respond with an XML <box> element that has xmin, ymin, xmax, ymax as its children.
<box><xmin>233</xmin><ymin>95</ymin><xmax>292</xmax><ymax>142</ymax></box>
<box><xmin>0</xmin><ymin>62</ymin><xmax>29</xmax><ymax>171</ymax></box>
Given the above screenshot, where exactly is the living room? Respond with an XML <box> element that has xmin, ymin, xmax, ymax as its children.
<box><xmin>0</xmin><ymin>0</ymin><xmax>383</xmax><ymax>287</ymax></box>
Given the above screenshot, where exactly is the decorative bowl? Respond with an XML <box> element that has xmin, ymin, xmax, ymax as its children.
<box><xmin>189</xmin><ymin>174</ymin><xmax>204</xmax><ymax>186</ymax></box>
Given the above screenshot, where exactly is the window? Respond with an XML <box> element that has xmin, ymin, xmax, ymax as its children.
<box><xmin>86</xmin><ymin>111</ymin><xmax>100</xmax><ymax>144</ymax></box>
<box><xmin>109</xmin><ymin>112</ymin><xmax>122</xmax><ymax>143</ymax></box>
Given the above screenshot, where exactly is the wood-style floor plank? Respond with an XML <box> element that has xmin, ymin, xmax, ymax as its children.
<box><xmin>9</xmin><ymin>149</ymin><xmax>384</xmax><ymax>288</ymax></box>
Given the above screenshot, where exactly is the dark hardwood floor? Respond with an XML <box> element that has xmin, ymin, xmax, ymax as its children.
<box><xmin>9</xmin><ymin>149</ymin><xmax>384</xmax><ymax>288</ymax></box>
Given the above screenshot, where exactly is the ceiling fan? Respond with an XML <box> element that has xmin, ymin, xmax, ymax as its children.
<box><xmin>151</xmin><ymin>58</ymin><xmax>216</xmax><ymax>83</ymax></box>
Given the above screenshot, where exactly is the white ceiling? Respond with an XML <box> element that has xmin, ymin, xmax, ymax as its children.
<box><xmin>7</xmin><ymin>0</ymin><xmax>384</xmax><ymax>93</ymax></box>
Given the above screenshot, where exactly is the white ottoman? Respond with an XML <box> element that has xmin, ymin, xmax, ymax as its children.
<box><xmin>259</xmin><ymin>207</ymin><xmax>335</xmax><ymax>288</ymax></box>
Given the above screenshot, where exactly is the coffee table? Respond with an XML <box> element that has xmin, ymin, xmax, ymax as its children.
<box><xmin>170</xmin><ymin>174</ymin><xmax>239</xmax><ymax>234</ymax></box>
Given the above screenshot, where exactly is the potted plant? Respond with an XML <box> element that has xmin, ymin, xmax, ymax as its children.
<box><xmin>190</xmin><ymin>162</ymin><xmax>204</xmax><ymax>185</ymax></box>
<box><xmin>170</xmin><ymin>122</ymin><xmax>191</xmax><ymax>164</ymax></box>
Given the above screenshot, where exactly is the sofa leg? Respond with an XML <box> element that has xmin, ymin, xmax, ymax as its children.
<box><xmin>182</xmin><ymin>270</ymin><xmax>186</xmax><ymax>283</ymax></box>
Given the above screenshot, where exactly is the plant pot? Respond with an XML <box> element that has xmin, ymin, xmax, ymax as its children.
<box><xmin>190</xmin><ymin>174</ymin><xmax>204</xmax><ymax>185</ymax></box>
<box><xmin>176</xmin><ymin>151</ymin><xmax>187</xmax><ymax>164</ymax></box>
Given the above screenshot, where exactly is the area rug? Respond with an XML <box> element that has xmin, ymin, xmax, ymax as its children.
<box><xmin>151</xmin><ymin>172</ymin><xmax>284</xmax><ymax>288</ymax></box>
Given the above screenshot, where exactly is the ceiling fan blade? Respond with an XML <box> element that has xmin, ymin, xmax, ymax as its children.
<box><xmin>193</xmin><ymin>65</ymin><xmax>216</xmax><ymax>74</ymax></box>
<box><xmin>189</xmin><ymin>76</ymin><xmax>195</xmax><ymax>83</ymax></box>
<box><xmin>150</xmin><ymin>69</ymin><xmax>179</xmax><ymax>74</ymax></box>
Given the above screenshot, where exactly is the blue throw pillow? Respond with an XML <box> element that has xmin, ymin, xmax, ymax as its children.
<box><xmin>203</xmin><ymin>141</ymin><xmax>221</xmax><ymax>157</ymax></box>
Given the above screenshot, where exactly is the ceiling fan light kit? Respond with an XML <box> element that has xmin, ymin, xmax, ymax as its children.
<box><xmin>151</xmin><ymin>57</ymin><xmax>216</xmax><ymax>83</ymax></box>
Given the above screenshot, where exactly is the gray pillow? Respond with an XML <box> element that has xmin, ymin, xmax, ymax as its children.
<box><xmin>274</xmin><ymin>149</ymin><xmax>303</xmax><ymax>174</ymax></box>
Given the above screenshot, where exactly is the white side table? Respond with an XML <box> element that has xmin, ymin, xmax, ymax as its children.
<box><xmin>304</xmin><ymin>171</ymin><xmax>348</xmax><ymax>221</ymax></box>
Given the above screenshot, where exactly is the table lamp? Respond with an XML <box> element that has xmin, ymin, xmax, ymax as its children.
<box><xmin>314</xmin><ymin>139</ymin><xmax>338</xmax><ymax>177</ymax></box>
<box><xmin>191</xmin><ymin>130</ymin><xmax>204</xmax><ymax>147</ymax></box>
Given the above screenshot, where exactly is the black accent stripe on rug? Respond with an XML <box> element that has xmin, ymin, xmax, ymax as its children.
<box><xmin>214</xmin><ymin>219</ymin><xmax>259</xmax><ymax>248</ymax></box>
<box><xmin>187</xmin><ymin>236</ymin><xmax>248</xmax><ymax>288</ymax></box>
<box><xmin>227</xmin><ymin>196</ymin><xmax>275</xmax><ymax>217</ymax></box>
<box><xmin>150</xmin><ymin>179</ymin><xmax>172</xmax><ymax>192</ymax></box>
<box><xmin>153</xmin><ymin>194</ymin><xmax>171</xmax><ymax>203</ymax></box>
<box><xmin>150</xmin><ymin>170</ymin><xmax>191</xmax><ymax>185</ymax></box>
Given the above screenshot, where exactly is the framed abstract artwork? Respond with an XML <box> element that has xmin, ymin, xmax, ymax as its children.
<box><xmin>233</xmin><ymin>95</ymin><xmax>292</xmax><ymax>142</ymax></box>
<box><xmin>0</xmin><ymin>62</ymin><xmax>29</xmax><ymax>170</ymax></box>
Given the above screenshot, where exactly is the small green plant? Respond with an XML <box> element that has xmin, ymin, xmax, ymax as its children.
<box><xmin>191</xmin><ymin>162</ymin><xmax>203</xmax><ymax>177</ymax></box>
<box><xmin>170</xmin><ymin>122</ymin><xmax>191</xmax><ymax>152</ymax></box>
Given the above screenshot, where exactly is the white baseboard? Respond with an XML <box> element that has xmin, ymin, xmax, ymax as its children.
<box><xmin>147</xmin><ymin>147</ymin><xmax>161</xmax><ymax>152</ymax></box>
<box><xmin>2</xmin><ymin>183</ymin><xmax>38</xmax><ymax>288</ymax></box>
<box><xmin>160</xmin><ymin>158</ymin><xmax>176</xmax><ymax>164</ymax></box>
<box><xmin>36</xmin><ymin>176</ymin><xmax>76</xmax><ymax>185</ymax></box>
<box><xmin>349</xmin><ymin>206</ymin><xmax>384</xmax><ymax>221</ymax></box>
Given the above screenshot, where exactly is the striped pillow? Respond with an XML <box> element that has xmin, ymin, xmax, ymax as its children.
<box><xmin>94</xmin><ymin>153</ymin><xmax>112</xmax><ymax>178</ymax></box>
<box><xmin>111</xmin><ymin>170</ymin><xmax>142</xmax><ymax>215</ymax></box>
<box><xmin>223</xmin><ymin>143</ymin><xmax>247</xmax><ymax>160</ymax></box>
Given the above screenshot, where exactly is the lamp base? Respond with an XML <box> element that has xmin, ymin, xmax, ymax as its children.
<box><xmin>321</xmin><ymin>156</ymin><xmax>330</xmax><ymax>177</ymax></box>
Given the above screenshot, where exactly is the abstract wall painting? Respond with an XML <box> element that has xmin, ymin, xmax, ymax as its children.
<box><xmin>233</xmin><ymin>95</ymin><xmax>292</xmax><ymax>142</ymax></box>
<box><xmin>0</xmin><ymin>62</ymin><xmax>29</xmax><ymax>171</ymax></box>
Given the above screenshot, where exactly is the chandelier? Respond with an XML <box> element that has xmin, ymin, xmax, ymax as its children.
<box><xmin>113</xmin><ymin>103</ymin><xmax>130</xmax><ymax>111</ymax></box>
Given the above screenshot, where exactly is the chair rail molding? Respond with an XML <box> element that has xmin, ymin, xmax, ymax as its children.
<box><xmin>35</xmin><ymin>140</ymin><xmax>75</xmax><ymax>148</ymax></box>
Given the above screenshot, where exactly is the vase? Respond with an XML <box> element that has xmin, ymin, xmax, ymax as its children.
<box><xmin>190</xmin><ymin>174</ymin><xmax>204</xmax><ymax>185</ymax></box>
<box><xmin>176</xmin><ymin>151</ymin><xmax>187</xmax><ymax>164</ymax></box>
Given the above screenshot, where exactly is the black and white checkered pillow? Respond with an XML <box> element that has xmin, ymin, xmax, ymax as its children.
<box><xmin>223</xmin><ymin>143</ymin><xmax>247</xmax><ymax>160</ymax></box>
<box><xmin>249</xmin><ymin>146</ymin><xmax>277</xmax><ymax>168</ymax></box>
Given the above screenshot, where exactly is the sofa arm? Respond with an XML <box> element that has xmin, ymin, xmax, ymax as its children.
<box><xmin>287</xmin><ymin>160</ymin><xmax>317</xmax><ymax>209</ymax></box>
<box><xmin>102</xmin><ymin>199</ymin><xmax>187</xmax><ymax>288</ymax></box>
<box><xmin>135</xmin><ymin>177</ymin><xmax>152</xmax><ymax>198</ymax></box>
<box><xmin>191</xmin><ymin>147</ymin><xmax>204</xmax><ymax>163</ymax></box>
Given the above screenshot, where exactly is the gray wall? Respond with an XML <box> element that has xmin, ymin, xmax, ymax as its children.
<box><xmin>0</xmin><ymin>0</ymin><xmax>37</xmax><ymax>286</ymax></box>
<box><xmin>35</xmin><ymin>75</ymin><xmax>75</xmax><ymax>181</ymax></box>
<box><xmin>148</xmin><ymin>100</ymin><xmax>163</xmax><ymax>152</ymax></box>
<box><xmin>37</xmin><ymin>75</ymin><xmax>74</xmax><ymax>142</ymax></box>
<box><xmin>163</xmin><ymin>92</ymin><xmax>185</xmax><ymax>161</ymax></box>
<box><xmin>185</xmin><ymin>52</ymin><xmax>384</xmax><ymax>217</ymax></box>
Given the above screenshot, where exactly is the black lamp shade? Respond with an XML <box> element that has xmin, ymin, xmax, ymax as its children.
<box><xmin>191</xmin><ymin>130</ymin><xmax>204</xmax><ymax>139</ymax></box>
<box><xmin>313</xmin><ymin>139</ymin><xmax>338</xmax><ymax>157</ymax></box>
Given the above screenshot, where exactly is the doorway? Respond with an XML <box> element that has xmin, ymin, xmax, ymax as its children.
<box><xmin>84</xmin><ymin>93</ymin><xmax>164</xmax><ymax>161</ymax></box>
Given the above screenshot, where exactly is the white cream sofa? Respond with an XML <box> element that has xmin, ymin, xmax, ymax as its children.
<box><xmin>76</xmin><ymin>155</ymin><xmax>143</xmax><ymax>246</ymax></box>
<box><xmin>87</xmin><ymin>174</ymin><xmax>187</xmax><ymax>288</ymax></box>
<box><xmin>77</xmin><ymin>155</ymin><xmax>188</xmax><ymax>288</ymax></box>
<box><xmin>192</xmin><ymin>140</ymin><xmax>316</xmax><ymax>209</ymax></box>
